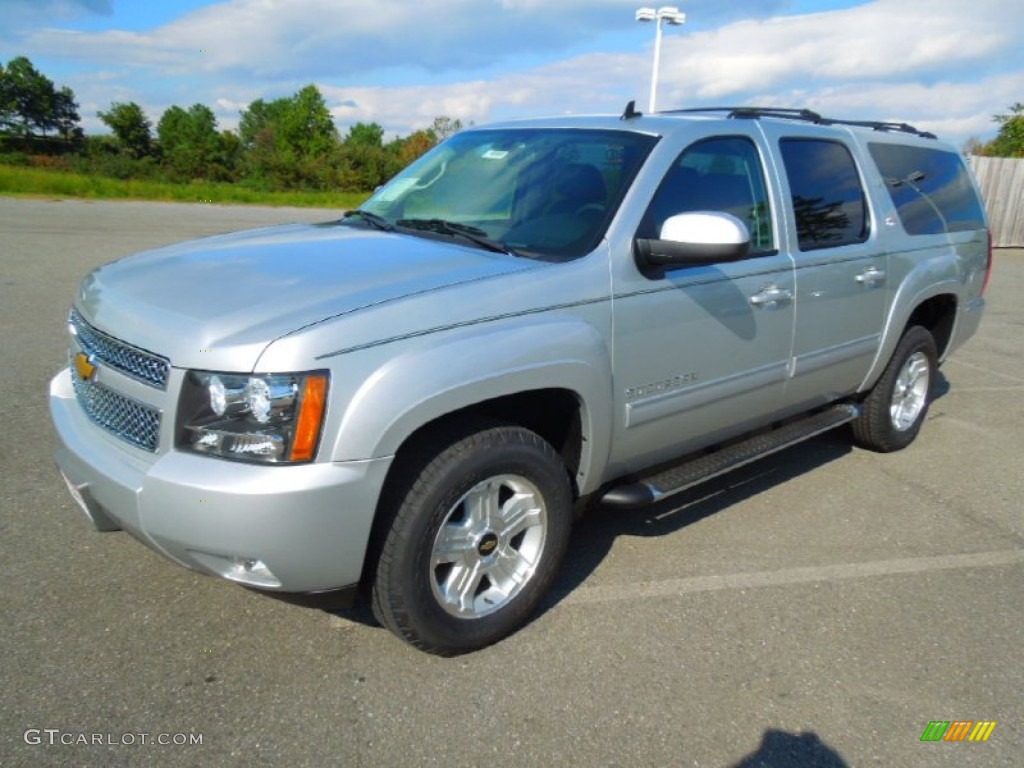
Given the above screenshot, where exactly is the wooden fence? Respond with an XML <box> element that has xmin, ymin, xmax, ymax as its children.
<box><xmin>968</xmin><ymin>155</ymin><xmax>1024</xmax><ymax>248</ymax></box>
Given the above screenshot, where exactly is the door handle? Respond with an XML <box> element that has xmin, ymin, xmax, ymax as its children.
<box><xmin>856</xmin><ymin>266</ymin><xmax>887</xmax><ymax>286</ymax></box>
<box><xmin>749</xmin><ymin>285</ymin><xmax>793</xmax><ymax>308</ymax></box>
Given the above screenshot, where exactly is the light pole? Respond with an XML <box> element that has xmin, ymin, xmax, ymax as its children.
<box><xmin>635</xmin><ymin>6</ymin><xmax>686</xmax><ymax>113</ymax></box>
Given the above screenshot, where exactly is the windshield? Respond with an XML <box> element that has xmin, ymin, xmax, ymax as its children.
<box><xmin>359</xmin><ymin>128</ymin><xmax>658</xmax><ymax>261</ymax></box>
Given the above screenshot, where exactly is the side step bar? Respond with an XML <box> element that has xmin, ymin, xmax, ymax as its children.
<box><xmin>601</xmin><ymin>403</ymin><xmax>860</xmax><ymax>509</ymax></box>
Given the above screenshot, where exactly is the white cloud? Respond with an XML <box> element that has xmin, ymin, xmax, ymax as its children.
<box><xmin>656</xmin><ymin>0</ymin><xmax>1018</xmax><ymax>101</ymax></box>
<box><xmin>7</xmin><ymin>0</ymin><xmax>1022</xmax><ymax>147</ymax></box>
<box><xmin>316</xmin><ymin>50</ymin><xmax>646</xmax><ymax>139</ymax></box>
<box><xmin>644</xmin><ymin>0</ymin><xmax>1024</xmax><ymax>143</ymax></box>
<box><xmin>312</xmin><ymin>0</ymin><xmax>1022</xmax><ymax>145</ymax></box>
<box><xmin>16</xmin><ymin>0</ymin><xmax>795</xmax><ymax>80</ymax></box>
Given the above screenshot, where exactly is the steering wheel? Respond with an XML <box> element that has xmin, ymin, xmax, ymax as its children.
<box><xmin>575</xmin><ymin>203</ymin><xmax>606</xmax><ymax>217</ymax></box>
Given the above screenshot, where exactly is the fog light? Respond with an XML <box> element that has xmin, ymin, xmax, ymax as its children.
<box><xmin>229</xmin><ymin>557</ymin><xmax>276</xmax><ymax>583</ymax></box>
<box><xmin>189</xmin><ymin>551</ymin><xmax>282</xmax><ymax>588</ymax></box>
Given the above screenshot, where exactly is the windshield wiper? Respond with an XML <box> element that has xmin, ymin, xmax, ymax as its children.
<box><xmin>396</xmin><ymin>218</ymin><xmax>521</xmax><ymax>257</ymax></box>
<box><xmin>342</xmin><ymin>209</ymin><xmax>395</xmax><ymax>232</ymax></box>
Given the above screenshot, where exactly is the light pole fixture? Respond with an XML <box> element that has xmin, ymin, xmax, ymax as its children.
<box><xmin>635</xmin><ymin>6</ymin><xmax>686</xmax><ymax>113</ymax></box>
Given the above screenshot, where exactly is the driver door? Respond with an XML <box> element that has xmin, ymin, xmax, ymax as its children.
<box><xmin>609</xmin><ymin>133</ymin><xmax>796</xmax><ymax>472</ymax></box>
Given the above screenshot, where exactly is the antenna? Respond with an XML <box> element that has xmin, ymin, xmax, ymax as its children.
<box><xmin>621</xmin><ymin>100</ymin><xmax>643</xmax><ymax>121</ymax></box>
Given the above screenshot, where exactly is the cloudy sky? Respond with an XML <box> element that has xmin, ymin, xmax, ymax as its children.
<box><xmin>2</xmin><ymin>0</ymin><xmax>1021</xmax><ymax>147</ymax></box>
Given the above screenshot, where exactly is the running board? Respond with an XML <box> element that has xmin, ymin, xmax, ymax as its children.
<box><xmin>601</xmin><ymin>404</ymin><xmax>860</xmax><ymax>509</ymax></box>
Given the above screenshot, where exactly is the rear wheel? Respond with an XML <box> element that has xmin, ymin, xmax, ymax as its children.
<box><xmin>371</xmin><ymin>422</ymin><xmax>572</xmax><ymax>655</ymax></box>
<box><xmin>852</xmin><ymin>326</ymin><xmax>938</xmax><ymax>452</ymax></box>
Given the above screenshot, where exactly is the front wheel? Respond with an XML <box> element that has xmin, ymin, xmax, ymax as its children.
<box><xmin>852</xmin><ymin>325</ymin><xmax>938</xmax><ymax>452</ymax></box>
<box><xmin>371</xmin><ymin>422</ymin><xmax>572</xmax><ymax>655</ymax></box>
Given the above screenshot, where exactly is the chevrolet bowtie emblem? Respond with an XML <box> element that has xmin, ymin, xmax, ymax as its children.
<box><xmin>74</xmin><ymin>352</ymin><xmax>98</xmax><ymax>381</ymax></box>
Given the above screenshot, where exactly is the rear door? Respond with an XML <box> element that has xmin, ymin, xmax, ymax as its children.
<box><xmin>756</xmin><ymin>123</ymin><xmax>888</xmax><ymax>409</ymax></box>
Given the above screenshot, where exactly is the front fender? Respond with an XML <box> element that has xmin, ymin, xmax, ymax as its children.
<box><xmin>330</xmin><ymin>317</ymin><xmax>614</xmax><ymax>494</ymax></box>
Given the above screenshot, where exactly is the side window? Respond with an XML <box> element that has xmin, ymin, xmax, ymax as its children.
<box><xmin>779</xmin><ymin>139</ymin><xmax>868</xmax><ymax>250</ymax></box>
<box><xmin>868</xmin><ymin>143</ymin><xmax>986</xmax><ymax>235</ymax></box>
<box><xmin>641</xmin><ymin>137</ymin><xmax>774</xmax><ymax>254</ymax></box>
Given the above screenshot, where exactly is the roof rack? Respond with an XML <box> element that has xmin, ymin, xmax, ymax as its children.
<box><xmin>658</xmin><ymin>106</ymin><xmax>937</xmax><ymax>139</ymax></box>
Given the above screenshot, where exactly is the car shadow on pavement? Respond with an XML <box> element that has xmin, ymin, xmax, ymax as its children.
<box><xmin>540</xmin><ymin>369</ymin><xmax>953</xmax><ymax>615</ymax></box>
<box><xmin>540</xmin><ymin>428</ymin><xmax>855</xmax><ymax>614</ymax></box>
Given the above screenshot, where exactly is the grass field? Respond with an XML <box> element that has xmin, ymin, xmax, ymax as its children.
<box><xmin>0</xmin><ymin>163</ymin><xmax>369</xmax><ymax>209</ymax></box>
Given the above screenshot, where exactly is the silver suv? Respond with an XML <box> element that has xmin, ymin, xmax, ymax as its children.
<box><xmin>49</xmin><ymin>105</ymin><xmax>990</xmax><ymax>655</ymax></box>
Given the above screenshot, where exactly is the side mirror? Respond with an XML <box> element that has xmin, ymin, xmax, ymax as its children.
<box><xmin>635</xmin><ymin>212</ymin><xmax>751</xmax><ymax>269</ymax></box>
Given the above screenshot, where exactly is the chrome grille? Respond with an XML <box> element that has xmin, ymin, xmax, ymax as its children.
<box><xmin>71</xmin><ymin>366</ymin><xmax>161</xmax><ymax>452</ymax></box>
<box><xmin>69</xmin><ymin>308</ymin><xmax>170</xmax><ymax>389</ymax></box>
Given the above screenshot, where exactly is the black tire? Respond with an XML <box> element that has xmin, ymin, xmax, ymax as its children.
<box><xmin>371</xmin><ymin>421</ymin><xmax>572</xmax><ymax>655</ymax></box>
<box><xmin>852</xmin><ymin>325</ymin><xmax>938</xmax><ymax>452</ymax></box>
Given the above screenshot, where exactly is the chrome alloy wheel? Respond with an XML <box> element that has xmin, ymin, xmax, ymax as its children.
<box><xmin>890</xmin><ymin>351</ymin><xmax>931</xmax><ymax>431</ymax></box>
<box><xmin>430</xmin><ymin>474</ymin><xmax>548</xmax><ymax>619</ymax></box>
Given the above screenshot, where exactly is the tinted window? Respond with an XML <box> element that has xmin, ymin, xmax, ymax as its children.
<box><xmin>868</xmin><ymin>143</ymin><xmax>986</xmax><ymax>235</ymax></box>
<box><xmin>780</xmin><ymin>139</ymin><xmax>868</xmax><ymax>250</ymax></box>
<box><xmin>641</xmin><ymin>137</ymin><xmax>774</xmax><ymax>253</ymax></box>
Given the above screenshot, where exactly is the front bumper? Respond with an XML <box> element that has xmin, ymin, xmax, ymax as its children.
<box><xmin>49</xmin><ymin>368</ymin><xmax>393</xmax><ymax>596</ymax></box>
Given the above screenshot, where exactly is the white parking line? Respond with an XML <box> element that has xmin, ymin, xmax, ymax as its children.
<box><xmin>945</xmin><ymin>357</ymin><xmax>1024</xmax><ymax>384</ymax></box>
<box><xmin>563</xmin><ymin>549</ymin><xmax>1024</xmax><ymax>605</ymax></box>
<box><xmin>945</xmin><ymin>386</ymin><xmax>1024</xmax><ymax>393</ymax></box>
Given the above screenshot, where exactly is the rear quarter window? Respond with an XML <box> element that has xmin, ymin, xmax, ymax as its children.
<box><xmin>779</xmin><ymin>138</ymin><xmax>869</xmax><ymax>251</ymax></box>
<box><xmin>868</xmin><ymin>143</ymin><xmax>986</xmax><ymax>235</ymax></box>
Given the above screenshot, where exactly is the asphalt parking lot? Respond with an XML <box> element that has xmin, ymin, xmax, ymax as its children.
<box><xmin>1</xmin><ymin>197</ymin><xmax>1021</xmax><ymax>767</ymax></box>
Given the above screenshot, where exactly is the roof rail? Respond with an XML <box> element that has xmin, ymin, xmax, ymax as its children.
<box><xmin>660</xmin><ymin>106</ymin><xmax>936</xmax><ymax>139</ymax></box>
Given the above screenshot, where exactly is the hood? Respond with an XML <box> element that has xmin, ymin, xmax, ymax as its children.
<box><xmin>76</xmin><ymin>222</ymin><xmax>540</xmax><ymax>371</ymax></box>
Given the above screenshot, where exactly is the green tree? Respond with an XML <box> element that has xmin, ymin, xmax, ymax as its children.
<box><xmin>345</xmin><ymin>121</ymin><xmax>385</xmax><ymax>148</ymax></box>
<box><xmin>0</xmin><ymin>56</ymin><xmax>58</xmax><ymax>136</ymax></box>
<box><xmin>337</xmin><ymin>121</ymin><xmax>402</xmax><ymax>191</ymax></box>
<box><xmin>238</xmin><ymin>97</ymin><xmax>288</xmax><ymax>151</ymax></box>
<box><xmin>217</xmin><ymin>129</ymin><xmax>243</xmax><ymax>178</ymax></box>
<box><xmin>984</xmin><ymin>103</ymin><xmax>1024</xmax><ymax>158</ymax></box>
<box><xmin>98</xmin><ymin>101</ymin><xmax>153</xmax><ymax>157</ymax></box>
<box><xmin>0</xmin><ymin>57</ymin><xmax>81</xmax><ymax>143</ymax></box>
<box><xmin>0</xmin><ymin>62</ymin><xmax>14</xmax><ymax>131</ymax></box>
<box><xmin>238</xmin><ymin>85</ymin><xmax>340</xmax><ymax>188</ymax></box>
<box><xmin>282</xmin><ymin>85</ymin><xmax>337</xmax><ymax>156</ymax></box>
<box><xmin>52</xmin><ymin>86</ymin><xmax>83</xmax><ymax>142</ymax></box>
<box><xmin>157</xmin><ymin>103</ymin><xmax>222</xmax><ymax>179</ymax></box>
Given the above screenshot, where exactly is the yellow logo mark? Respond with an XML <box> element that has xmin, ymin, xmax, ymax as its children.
<box><xmin>968</xmin><ymin>722</ymin><xmax>997</xmax><ymax>742</ymax></box>
<box><xmin>74</xmin><ymin>352</ymin><xmax>97</xmax><ymax>381</ymax></box>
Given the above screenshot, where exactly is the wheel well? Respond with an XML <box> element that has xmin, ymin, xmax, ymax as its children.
<box><xmin>906</xmin><ymin>294</ymin><xmax>956</xmax><ymax>358</ymax></box>
<box><xmin>392</xmin><ymin>389</ymin><xmax>584</xmax><ymax>482</ymax></box>
<box><xmin>358</xmin><ymin>389</ymin><xmax>584</xmax><ymax>596</ymax></box>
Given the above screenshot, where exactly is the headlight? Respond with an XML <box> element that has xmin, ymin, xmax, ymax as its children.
<box><xmin>178</xmin><ymin>371</ymin><xmax>329</xmax><ymax>464</ymax></box>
